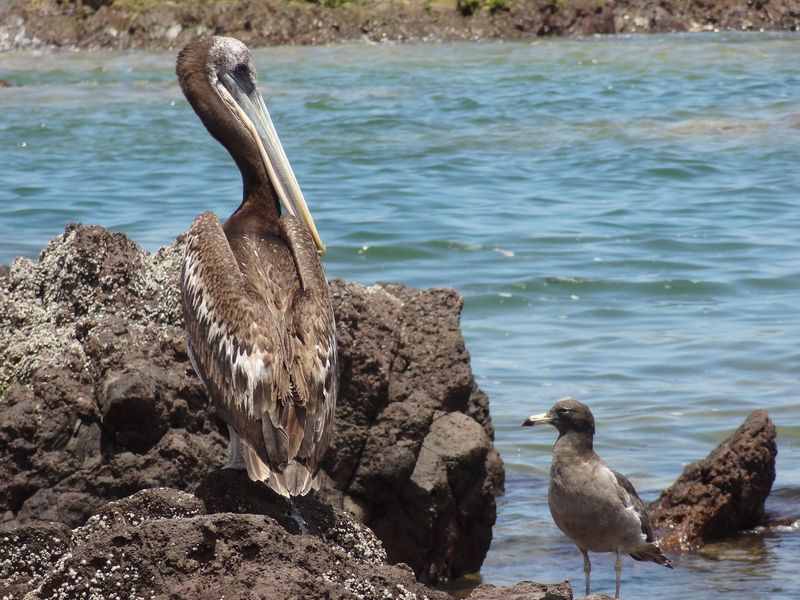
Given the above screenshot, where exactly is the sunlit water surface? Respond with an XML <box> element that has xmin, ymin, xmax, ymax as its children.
<box><xmin>2</xmin><ymin>33</ymin><xmax>799</xmax><ymax>598</ymax></box>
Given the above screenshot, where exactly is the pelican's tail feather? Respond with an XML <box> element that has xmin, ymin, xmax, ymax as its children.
<box><xmin>241</xmin><ymin>443</ymin><xmax>316</xmax><ymax>497</ymax></box>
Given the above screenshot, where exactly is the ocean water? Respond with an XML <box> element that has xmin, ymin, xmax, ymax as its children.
<box><xmin>2</xmin><ymin>34</ymin><xmax>799</xmax><ymax>598</ymax></box>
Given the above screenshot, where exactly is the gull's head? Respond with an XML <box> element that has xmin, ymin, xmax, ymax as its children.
<box><xmin>521</xmin><ymin>397</ymin><xmax>595</xmax><ymax>436</ymax></box>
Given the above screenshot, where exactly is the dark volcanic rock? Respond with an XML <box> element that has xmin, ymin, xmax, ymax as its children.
<box><xmin>1</xmin><ymin>0</ymin><xmax>799</xmax><ymax>52</ymax></box>
<box><xmin>0</xmin><ymin>223</ymin><xmax>503</xmax><ymax>584</ymax></box>
<box><xmin>0</xmin><ymin>224</ymin><xmax>222</xmax><ymax>531</ymax></box>
<box><xmin>0</xmin><ymin>480</ymin><xmax>455</xmax><ymax>600</ymax></box>
<box><xmin>648</xmin><ymin>409</ymin><xmax>777</xmax><ymax>550</ymax></box>
<box><xmin>326</xmin><ymin>281</ymin><xmax>503</xmax><ymax>582</ymax></box>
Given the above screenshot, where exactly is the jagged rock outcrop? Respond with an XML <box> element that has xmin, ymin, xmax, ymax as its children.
<box><xmin>0</xmin><ymin>223</ymin><xmax>503</xmax><ymax>584</ymax></box>
<box><xmin>648</xmin><ymin>409</ymin><xmax>777</xmax><ymax>550</ymax></box>
<box><xmin>0</xmin><ymin>478</ymin><xmax>453</xmax><ymax>600</ymax></box>
<box><xmin>0</xmin><ymin>477</ymin><xmax>574</xmax><ymax>599</ymax></box>
<box><xmin>322</xmin><ymin>281</ymin><xmax>503</xmax><ymax>581</ymax></box>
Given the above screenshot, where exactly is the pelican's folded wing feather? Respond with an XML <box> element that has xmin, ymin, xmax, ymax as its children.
<box><xmin>281</xmin><ymin>215</ymin><xmax>339</xmax><ymax>472</ymax></box>
<box><xmin>181</xmin><ymin>211</ymin><xmax>292</xmax><ymax>467</ymax></box>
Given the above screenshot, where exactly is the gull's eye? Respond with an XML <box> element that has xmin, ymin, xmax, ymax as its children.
<box><xmin>557</xmin><ymin>407</ymin><xmax>571</xmax><ymax>415</ymax></box>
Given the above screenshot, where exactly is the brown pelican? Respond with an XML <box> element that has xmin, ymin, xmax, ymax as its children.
<box><xmin>176</xmin><ymin>36</ymin><xmax>337</xmax><ymax>497</ymax></box>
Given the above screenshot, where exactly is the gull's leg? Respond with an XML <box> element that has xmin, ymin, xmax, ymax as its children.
<box><xmin>222</xmin><ymin>424</ymin><xmax>246</xmax><ymax>470</ymax></box>
<box><xmin>614</xmin><ymin>550</ymin><xmax>622</xmax><ymax>599</ymax></box>
<box><xmin>580</xmin><ymin>548</ymin><xmax>591</xmax><ymax>596</ymax></box>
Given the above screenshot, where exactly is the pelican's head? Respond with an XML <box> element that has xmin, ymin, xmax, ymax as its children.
<box><xmin>177</xmin><ymin>36</ymin><xmax>325</xmax><ymax>254</ymax></box>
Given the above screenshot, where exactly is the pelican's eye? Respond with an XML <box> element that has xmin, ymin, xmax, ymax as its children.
<box><xmin>228</xmin><ymin>63</ymin><xmax>255</xmax><ymax>94</ymax></box>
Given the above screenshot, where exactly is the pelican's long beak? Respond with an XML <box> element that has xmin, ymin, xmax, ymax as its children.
<box><xmin>218</xmin><ymin>70</ymin><xmax>325</xmax><ymax>254</ymax></box>
<box><xmin>521</xmin><ymin>411</ymin><xmax>552</xmax><ymax>427</ymax></box>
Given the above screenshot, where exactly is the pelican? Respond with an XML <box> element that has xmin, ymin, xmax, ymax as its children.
<box><xmin>176</xmin><ymin>37</ymin><xmax>337</xmax><ymax>497</ymax></box>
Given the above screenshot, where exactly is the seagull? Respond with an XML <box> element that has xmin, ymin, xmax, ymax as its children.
<box><xmin>521</xmin><ymin>397</ymin><xmax>672</xmax><ymax>598</ymax></box>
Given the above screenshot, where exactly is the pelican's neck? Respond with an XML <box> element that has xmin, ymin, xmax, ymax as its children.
<box><xmin>228</xmin><ymin>187</ymin><xmax>282</xmax><ymax>235</ymax></box>
<box><xmin>176</xmin><ymin>40</ymin><xmax>279</xmax><ymax>225</ymax></box>
<box><xmin>236</xmin><ymin>152</ymin><xmax>278</xmax><ymax>211</ymax></box>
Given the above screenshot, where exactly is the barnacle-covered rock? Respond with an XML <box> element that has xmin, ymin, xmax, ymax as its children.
<box><xmin>0</xmin><ymin>223</ymin><xmax>503</xmax><ymax>585</ymax></box>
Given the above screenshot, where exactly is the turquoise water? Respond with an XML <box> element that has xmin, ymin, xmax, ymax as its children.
<box><xmin>2</xmin><ymin>34</ymin><xmax>800</xmax><ymax>598</ymax></box>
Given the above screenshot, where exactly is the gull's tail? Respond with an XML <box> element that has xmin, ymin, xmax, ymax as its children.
<box><xmin>630</xmin><ymin>543</ymin><xmax>673</xmax><ymax>569</ymax></box>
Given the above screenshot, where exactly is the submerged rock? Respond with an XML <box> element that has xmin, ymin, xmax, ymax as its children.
<box><xmin>466</xmin><ymin>580</ymin><xmax>574</xmax><ymax>599</ymax></box>
<box><xmin>0</xmin><ymin>223</ymin><xmax>503</xmax><ymax>583</ymax></box>
<box><xmin>648</xmin><ymin>409</ymin><xmax>777</xmax><ymax>550</ymax></box>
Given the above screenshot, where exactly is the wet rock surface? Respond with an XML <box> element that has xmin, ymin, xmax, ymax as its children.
<box><xmin>648</xmin><ymin>409</ymin><xmax>777</xmax><ymax>551</ymax></box>
<box><xmin>0</xmin><ymin>0</ymin><xmax>798</xmax><ymax>52</ymax></box>
<box><xmin>0</xmin><ymin>223</ymin><xmax>503</xmax><ymax>584</ymax></box>
<box><xmin>466</xmin><ymin>580</ymin><xmax>574</xmax><ymax>599</ymax></box>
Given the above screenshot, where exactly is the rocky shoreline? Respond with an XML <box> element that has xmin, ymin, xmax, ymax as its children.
<box><xmin>0</xmin><ymin>223</ymin><xmax>503</xmax><ymax>586</ymax></box>
<box><xmin>1</xmin><ymin>0</ymin><xmax>799</xmax><ymax>52</ymax></box>
<box><xmin>0</xmin><ymin>224</ymin><xmax>782</xmax><ymax>599</ymax></box>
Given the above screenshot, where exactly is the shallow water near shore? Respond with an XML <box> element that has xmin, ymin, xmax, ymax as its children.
<box><xmin>2</xmin><ymin>33</ymin><xmax>800</xmax><ymax>597</ymax></box>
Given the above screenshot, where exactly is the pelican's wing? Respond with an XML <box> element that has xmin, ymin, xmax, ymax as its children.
<box><xmin>181</xmin><ymin>211</ymin><xmax>294</xmax><ymax>468</ymax></box>
<box><xmin>281</xmin><ymin>215</ymin><xmax>338</xmax><ymax>481</ymax></box>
